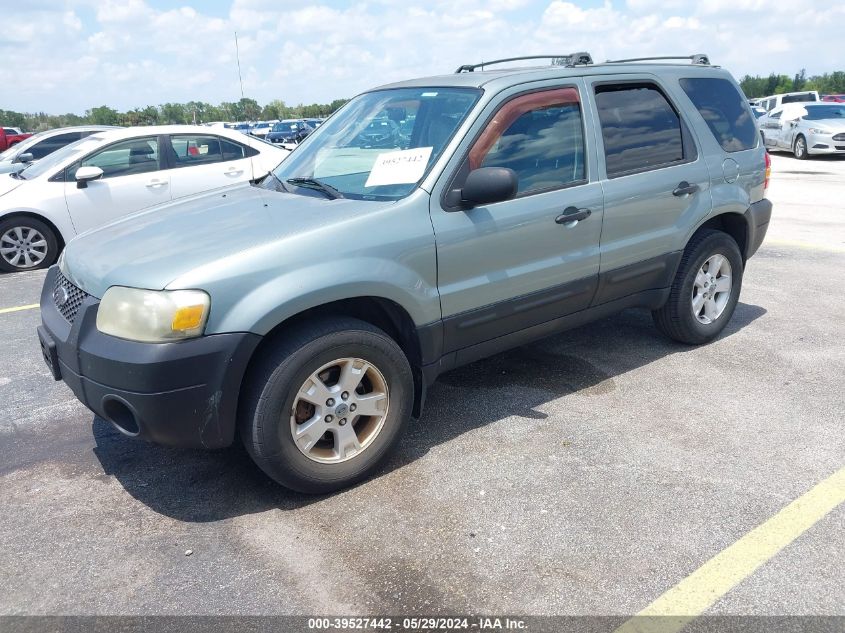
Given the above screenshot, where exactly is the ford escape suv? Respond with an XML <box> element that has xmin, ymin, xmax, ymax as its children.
<box><xmin>38</xmin><ymin>53</ymin><xmax>772</xmax><ymax>493</ymax></box>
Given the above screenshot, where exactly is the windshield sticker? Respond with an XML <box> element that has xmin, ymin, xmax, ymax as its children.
<box><xmin>365</xmin><ymin>147</ymin><xmax>434</xmax><ymax>187</ymax></box>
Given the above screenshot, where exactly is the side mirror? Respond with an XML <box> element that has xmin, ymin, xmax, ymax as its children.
<box><xmin>75</xmin><ymin>165</ymin><xmax>104</xmax><ymax>189</ymax></box>
<box><xmin>460</xmin><ymin>167</ymin><xmax>518</xmax><ymax>208</ymax></box>
<box><xmin>13</xmin><ymin>152</ymin><xmax>34</xmax><ymax>164</ymax></box>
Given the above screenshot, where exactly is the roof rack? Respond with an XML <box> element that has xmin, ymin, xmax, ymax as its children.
<box><xmin>604</xmin><ymin>54</ymin><xmax>711</xmax><ymax>66</ymax></box>
<box><xmin>454</xmin><ymin>52</ymin><xmax>593</xmax><ymax>74</ymax></box>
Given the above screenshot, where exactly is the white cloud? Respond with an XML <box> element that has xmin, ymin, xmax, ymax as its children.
<box><xmin>0</xmin><ymin>0</ymin><xmax>843</xmax><ymax>114</ymax></box>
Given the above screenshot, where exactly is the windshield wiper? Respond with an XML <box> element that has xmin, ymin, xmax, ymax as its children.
<box><xmin>286</xmin><ymin>177</ymin><xmax>344</xmax><ymax>199</ymax></box>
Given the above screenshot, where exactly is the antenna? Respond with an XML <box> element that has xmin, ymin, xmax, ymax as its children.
<box><xmin>234</xmin><ymin>31</ymin><xmax>245</xmax><ymax>100</ymax></box>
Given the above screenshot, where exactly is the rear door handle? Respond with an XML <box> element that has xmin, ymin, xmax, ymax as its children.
<box><xmin>673</xmin><ymin>181</ymin><xmax>700</xmax><ymax>196</ymax></box>
<box><xmin>145</xmin><ymin>179</ymin><xmax>167</xmax><ymax>188</ymax></box>
<box><xmin>225</xmin><ymin>167</ymin><xmax>244</xmax><ymax>176</ymax></box>
<box><xmin>555</xmin><ymin>206</ymin><xmax>591</xmax><ymax>225</ymax></box>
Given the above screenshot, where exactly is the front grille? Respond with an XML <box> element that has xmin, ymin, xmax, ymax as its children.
<box><xmin>832</xmin><ymin>133</ymin><xmax>845</xmax><ymax>141</ymax></box>
<box><xmin>53</xmin><ymin>270</ymin><xmax>90</xmax><ymax>323</ymax></box>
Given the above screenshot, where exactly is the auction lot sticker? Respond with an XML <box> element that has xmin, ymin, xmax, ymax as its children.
<box><xmin>365</xmin><ymin>147</ymin><xmax>433</xmax><ymax>187</ymax></box>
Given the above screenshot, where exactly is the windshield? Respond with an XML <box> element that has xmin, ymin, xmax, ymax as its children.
<box><xmin>270</xmin><ymin>87</ymin><xmax>481</xmax><ymax>200</ymax></box>
<box><xmin>17</xmin><ymin>135</ymin><xmax>105</xmax><ymax>180</ymax></box>
<box><xmin>803</xmin><ymin>105</ymin><xmax>845</xmax><ymax>120</ymax></box>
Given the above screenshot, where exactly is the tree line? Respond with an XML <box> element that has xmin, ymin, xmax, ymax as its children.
<box><xmin>4</xmin><ymin>70</ymin><xmax>844</xmax><ymax>132</ymax></box>
<box><xmin>739</xmin><ymin>70</ymin><xmax>845</xmax><ymax>99</ymax></box>
<box><xmin>0</xmin><ymin>97</ymin><xmax>350</xmax><ymax>133</ymax></box>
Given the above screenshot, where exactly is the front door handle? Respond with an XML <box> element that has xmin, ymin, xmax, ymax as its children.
<box><xmin>555</xmin><ymin>206</ymin><xmax>591</xmax><ymax>225</ymax></box>
<box><xmin>673</xmin><ymin>181</ymin><xmax>700</xmax><ymax>197</ymax></box>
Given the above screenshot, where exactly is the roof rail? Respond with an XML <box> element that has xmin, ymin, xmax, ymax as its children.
<box><xmin>454</xmin><ymin>52</ymin><xmax>593</xmax><ymax>74</ymax></box>
<box><xmin>604</xmin><ymin>54</ymin><xmax>711</xmax><ymax>66</ymax></box>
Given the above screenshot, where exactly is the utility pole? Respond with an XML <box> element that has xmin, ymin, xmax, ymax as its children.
<box><xmin>234</xmin><ymin>31</ymin><xmax>245</xmax><ymax>101</ymax></box>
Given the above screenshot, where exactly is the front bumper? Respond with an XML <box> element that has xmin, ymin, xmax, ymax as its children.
<box><xmin>806</xmin><ymin>132</ymin><xmax>845</xmax><ymax>154</ymax></box>
<box><xmin>38</xmin><ymin>267</ymin><xmax>261</xmax><ymax>449</ymax></box>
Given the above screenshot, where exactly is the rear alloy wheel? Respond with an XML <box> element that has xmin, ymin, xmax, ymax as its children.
<box><xmin>652</xmin><ymin>230</ymin><xmax>743</xmax><ymax>345</ymax></box>
<box><xmin>0</xmin><ymin>217</ymin><xmax>59</xmax><ymax>273</ymax></box>
<box><xmin>793</xmin><ymin>135</ymin><xmax>808</xmax><ymax>160</ymax></box>
<box><xmin>240</xmin><ymin>316</ymin><xmax>413</xmax><ymax>493</ymax></box>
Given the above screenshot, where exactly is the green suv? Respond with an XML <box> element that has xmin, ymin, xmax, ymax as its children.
<box><xmin>38</xmin><ymin>53</ymin><xmax>772</xmax><ymax>492</ymax></box>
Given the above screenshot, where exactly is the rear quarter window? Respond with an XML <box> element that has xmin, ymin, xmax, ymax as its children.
<box><xmin>680</xmin><ymin>77</ymin><xmax>758</xmax><ymax>152</ymax></box>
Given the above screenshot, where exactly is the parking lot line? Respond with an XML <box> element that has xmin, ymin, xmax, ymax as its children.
<box><xmin>0</xmin><ymin>303</ymin><xmax>39</xmax><ymax>315</ymax></box>
<box><xmin>614</xmin><ymin>466</ymin><xmax>845</xmax><ymax>633</ymax></box>
<box><xmin>766</xmin><ymin>239</ymin><xmax>845</xmax><ymax>254</ymax></box>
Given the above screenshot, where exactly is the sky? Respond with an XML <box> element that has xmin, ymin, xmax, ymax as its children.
<box><xmin>2</xmin><ymin>0</ymin><xmax>843</xmax><ymax>114</ymax></box>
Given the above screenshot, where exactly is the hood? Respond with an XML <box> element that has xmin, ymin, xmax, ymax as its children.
<box><xmin>806</xmin><ymin>118</ymin><xmax>845</xmax><ymax>131</ymax></box>
<box><xmin>63</xmin><ymin>182</ymin><xmax>387</xmax><ymax>298</ymax></box>
<box><xmin>0</xmin><ymin>172</ymin><xmax>25</xmax><ymax>197</ymax></box>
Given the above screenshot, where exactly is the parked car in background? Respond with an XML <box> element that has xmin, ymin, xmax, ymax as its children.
<box><xmin>0</xmin><ymin>128</ymin><xmax>33</xmax><ymax>152</ymax></box>
<box><xmin>266</xmin><ymin>120</ymin><xmax>313</xmax><ymax>145</ymax></box>
<box><xmin>759</xmin><ymin>102</ymin><xmax>845</xmax><ymax>158</ymax></box>
<box><xmin>0</xmin><ymin>125</ymin><xmax>288</xmax><ymax>272</ymax></box>
<box><xmin>4</xmin><ymin>127</ymin><xmax>24</xmax><ymax>135</ymax></box>
<box><xmin>822</xmin><ymin>94</ymin><xmax>845</xmax><ymax>103</ymax></box>
<box><xmin>250</xmin><ymin>122</ymin><xmax>273</xmax><ymax>138</ymax></box>
<box><xmin>0</xmin><ymin>126</ymin><xmax>118</xmax><ymax>175</ymax></box>
<box><xmin>757</xmin><ymin>90</ymin><xmax>819</xmax><ymax>113</ymax></box>
<box><xmin>37</xmin><ymin>53</ymin><xmax>771</xmax><ymax>493</ymax></box>
<box><xmin>231</xmin><ymin>122</ymin><xmax>252</xmax><ymax>135</ymax></box>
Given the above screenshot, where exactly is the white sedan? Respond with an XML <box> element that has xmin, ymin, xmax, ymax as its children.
<box><xmin>0</xmin><ymin>125</ymin><xmax>289</xmax><ymax>272</ymax></box>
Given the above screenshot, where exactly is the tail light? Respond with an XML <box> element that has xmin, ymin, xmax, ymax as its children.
<box><xmin>764</xmin><ymin>151</ymin><xmax>771</xmax><ymax>195</ymax></box>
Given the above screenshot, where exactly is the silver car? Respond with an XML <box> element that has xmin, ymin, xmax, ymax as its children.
<box><xmin>38</xmin><ymin>53</ymin><xmax>771</xmax><ymax>493</ymax></box>
<box><xmin>760</xmin><ymin>103</ymin><xmax>845</xmax><ymax>159</ymax></box>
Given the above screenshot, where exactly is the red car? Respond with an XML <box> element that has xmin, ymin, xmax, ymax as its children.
<box><xmin>821</xmin><ymin>94</ymin><xmax>845</xmax><ymax>103</ymax></box>
<box><xmin>0</xmin><ymin>127</ymin><xmax>33</xmax><ymax>151</ymax></box>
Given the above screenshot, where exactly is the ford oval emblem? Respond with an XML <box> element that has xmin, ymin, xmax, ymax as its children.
<box><xmin>54</xmin><ymin>285</ymin><xmax>70</xmax><ymax>307</ymax></box>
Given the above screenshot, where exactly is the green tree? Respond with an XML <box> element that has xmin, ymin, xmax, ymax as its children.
<box><xmin>86</xmin><ymin>105</ymin><xmax>120</xmax><ymax>126</ymax></box>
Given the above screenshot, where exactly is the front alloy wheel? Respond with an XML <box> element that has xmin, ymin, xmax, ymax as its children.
<box><xmin>0</xmin><ymin>217</ymin><xmax>59</xmax><ymax>273</ymax></box>
<box><xmin>290</xmin><ymin>357</ymin><xmax>390</xmax><ymax>464</ymax></box>
<box><xmin>794</xmin><ymin>135</ymin><xmax>808</xmax><ymax>159</ymax></box>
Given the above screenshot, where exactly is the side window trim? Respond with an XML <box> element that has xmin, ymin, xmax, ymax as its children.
<box><xmin>590</xmin><ymin>78</ymin><xmax>699</xmax><ymax>180</ymax></box>
<box><xmin>57</xmin><ymin>135</ymin><xmax>162</xmax><ymax>182</ymax></box>
<box><xmin>440</xmin><ymin>83</ymin><xmax>589</xmax><ymax>210</ymax></box>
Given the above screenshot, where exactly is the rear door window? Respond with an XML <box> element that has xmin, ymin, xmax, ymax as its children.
<box><xmin>169</xmin><ymin>135</ymin><xmax>257</xmax><ymax>167</ymax></box>
<box><xmin>594</xmin><ymin>83</ymin><xmax>691</xmax><ymax>178</ymax></box>
<box><xmin>679</xmin><ymin>77</ymin><xmax>758</xmax><ymax>152</ymax></box>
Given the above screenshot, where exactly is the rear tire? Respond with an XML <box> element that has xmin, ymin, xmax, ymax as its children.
<box><xmin>652</xmin><ymin>230</ymin><xmax>743</xmax><ymax>345</ymax></box>
<box><xmin>0</xmin><ymin>216</ymin><xmax>60</xmax><ymax>273</ymax></box>
<box><xmin>239</xmin><ymin>316</ymin><xmax>414</xmax><ymax>493</ymax></box>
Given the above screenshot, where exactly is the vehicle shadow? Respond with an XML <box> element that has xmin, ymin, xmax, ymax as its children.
<box><xmin>92</xmin><ymin>302</ymin><xmax>766</xmax><ymax>522</ymax></box>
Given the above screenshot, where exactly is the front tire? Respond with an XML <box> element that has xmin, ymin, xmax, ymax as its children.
<box><xmin>652</xmin><ymin>230</ymin><xmax>744</xmax><ymax>345</ymax></box>
<box><xmin>0</xmin><ymin>216</ymin><xmax>59</xmax><ymax>273</ymax></box>
<box><xmin>793</xmin><ymin>135</ymin><xmax>809</xmax><ymax>160</ymax></box>
<box><xmin>239</xmin><ymin>317</ymin><xmax>414</xmax><ymax>493</ymax></box>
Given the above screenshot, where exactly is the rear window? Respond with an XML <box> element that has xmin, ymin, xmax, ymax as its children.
<box><xmin>782</xmin><ymin>93</ymin><xmax>817</xmax><ymax>104</ymax></box>
<box><xmin>680</xmin><ymin>78</ymin><xmax>758</xmax><ymax>152</ymax></box>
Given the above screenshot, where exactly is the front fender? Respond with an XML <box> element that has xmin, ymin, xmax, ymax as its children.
<box><xmin>206</xmin><ymin>256</ymin><xmax>440</xmax><ymax>335</ymax></box>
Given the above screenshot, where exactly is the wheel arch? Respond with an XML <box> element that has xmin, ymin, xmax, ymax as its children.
<box><xmin>0</xmin><ymin>210</ymin><xmax>67</xmax><ymax>251</ymax></box>
<box><xmin>689</xmin><ymin>211</ymin><xmax>749</xmax><ymax>262</ymax></box>
<box><xmin>239</xmin><ymin>296</ymin><xmax>430</xmax><ymax>419</ymax></box>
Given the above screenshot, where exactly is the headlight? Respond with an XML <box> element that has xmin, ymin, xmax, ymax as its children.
<box><xmin>96</xmin><ymin>287</ymin><xmax>210</xmax><ymax>343</ymax></box>
<box><xmin>807</xmin><ymin>128</ymin><xmax>828</xmax><ymax>135</ymax></box>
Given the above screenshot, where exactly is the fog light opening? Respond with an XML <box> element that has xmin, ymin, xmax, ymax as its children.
<box><xmin>102</xmin><ymin>397</ymin><xmax>140</xmax><ymax>436</ymax></box>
